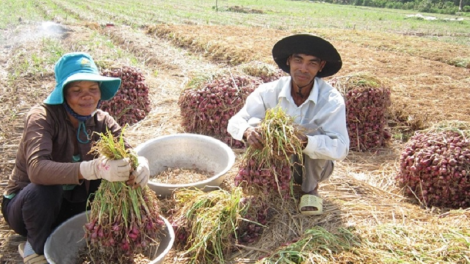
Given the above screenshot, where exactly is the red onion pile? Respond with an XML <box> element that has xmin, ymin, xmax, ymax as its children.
<box><xmin>178</xmin><ymin>74</ymin><xmax>260</xmax><ymax>148</ymax></box>
<box><xmin>397</xmin><ymin>128</ymin><xmax>470</xmax><ymax>208</ymax></box>
<box><xmin>331</xmin><ymin>75</ymin><xmax>391</xmax><ymax>151</ymax></box>
<box><xmin>101</xmin><ymin>66</ymin><xmax>151</xmax><ymax>126</ymax></box>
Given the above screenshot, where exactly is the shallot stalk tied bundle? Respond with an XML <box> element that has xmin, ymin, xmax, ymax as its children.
<box><xmin>232</xmin><ymin>107</ymin><xmax>306</xmax><ymax>245</ymax></box>
<box><xmin>236</xmin><ymin>106</ymin><xmax>305</xmax><ymax>200</ymax></box>
<box><xmin>171</xmin><ymin>187</ymin><xmax>246</xmax><ymax>264</ymax></box>
<box><xmin>84</xmin><ymin>128</ymin><xmax>164</xmax><ymax>263</ymax></box>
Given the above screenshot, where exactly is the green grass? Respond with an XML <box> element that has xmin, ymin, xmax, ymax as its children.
<box><xmin>0</xmin><ymin>0</ymin><xmax>43</xmax><ymax>28</ymax></box>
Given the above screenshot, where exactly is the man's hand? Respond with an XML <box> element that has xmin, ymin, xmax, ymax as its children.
<box><xmin>297</xmin><ymin>133</ymin><xmax>308</xmax><ymax>149</ymax></box>
<box><xmin>80</xmin><ymin>157</ymin><xmax>131</xmax><ymax>182</ymax></box>
<box><xmin>244</xmin><ymin>127</ymin><xmax>264</xmax><ymax>149</ymax></box>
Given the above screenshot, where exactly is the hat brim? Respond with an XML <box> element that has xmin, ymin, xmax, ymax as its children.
<box><xmin>272</xmin><ymin>34</ymin><xmax>342</xmax><ymax>78</ymax></box>
<box><xmin>44</xmin><ymin>73</ymin><xmax>121</xmax><ymax>105</ymax></box>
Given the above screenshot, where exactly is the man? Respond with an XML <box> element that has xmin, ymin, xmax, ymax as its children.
<box><xmin>227</xmin><ymin>34</ymin><xmax>349</xmax><ymax>215</ymax></box>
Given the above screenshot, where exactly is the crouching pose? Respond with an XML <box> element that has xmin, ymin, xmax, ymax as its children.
<box><xmin>1</xmin><ymin>52</ymin><xmax>150</xmax><ymax>263</ymax></box>
<box><xmin>227</xmin><ymin>34</ymin><xmax>349</xmax><ymax>215</ymax></box>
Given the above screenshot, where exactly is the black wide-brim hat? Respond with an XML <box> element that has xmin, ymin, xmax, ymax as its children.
<box><xmin>272</xmin><ymin>34</ymin><xmax>342</xmax><ymax>78</ymax></box>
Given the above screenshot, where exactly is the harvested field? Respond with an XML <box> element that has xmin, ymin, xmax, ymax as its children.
<box><xmin>1</xmin><ymin>0</ymin><xmax>470</xmax><ymax>263</ymax></box>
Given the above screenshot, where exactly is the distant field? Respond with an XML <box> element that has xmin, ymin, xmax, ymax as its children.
<box><xmin>1</xmin><ymin>0</ymin><xmax>469</xmax><ymax>45</ymax></box>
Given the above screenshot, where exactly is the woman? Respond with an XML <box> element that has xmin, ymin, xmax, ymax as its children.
<box><xmin>1</xmin><ymin>52</ymin><xmax>150</xmax><ymax>264</ymax></box>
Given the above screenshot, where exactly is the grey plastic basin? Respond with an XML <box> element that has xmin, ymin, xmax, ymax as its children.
<box><xmin>135</xmin><ymin>133</ymin><xmax>236</xmax><ymax>197</ymax></box>
<box><xmin>44</xmin><ymin>211</ymin><xmax>175</xmax><ymax>264</ymax></box>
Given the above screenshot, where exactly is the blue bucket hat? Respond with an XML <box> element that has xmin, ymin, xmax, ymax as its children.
<box><xmin>44</xmin><ymin>52</ymin><xmax>121</xmax><ymax>105</ymax></box>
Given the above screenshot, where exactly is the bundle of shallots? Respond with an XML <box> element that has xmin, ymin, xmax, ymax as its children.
<box><xmin>84</xmin><ymin>129</ymin><xmax>164</xmax><ymax>263</ymax></box>
<box><xmin>233</xmin><ymin>107</ymin><xmax>305</xmax><ymax>245</ymax></box>
<box><xmin>235</xmin><ymin>106</ymin><xmax>305</xmax><ymax>199</ymax></box>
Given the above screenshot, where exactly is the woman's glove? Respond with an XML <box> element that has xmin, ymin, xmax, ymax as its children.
<box><xmin>80</xmin><ymin>156</ymin><xmax>131</xmax><ymax>182</ymax></box>
<box><xmin>132</xmin><ymin>156</ymin><xmax>150</xmax><ymax>187</ymax></box>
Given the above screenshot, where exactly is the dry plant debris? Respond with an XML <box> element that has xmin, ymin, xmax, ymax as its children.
<box><xmin>151</xmin><ymin>167</ymin><xmax>213</xmax><ymax>184</ymax></box>
<box><xmin>240</xmin><ymin>61</ymin><xmax>286</xmax><ymax>83</ymax></box>
<box><xmin>256</xmin><ymin>226</ymin><xmax>360</xmax><ymax>264</ymax></box>
<box><xmin>169</xmin><ymin>187</ymin><xmax>246</xmax><ymax>264</ymax></box>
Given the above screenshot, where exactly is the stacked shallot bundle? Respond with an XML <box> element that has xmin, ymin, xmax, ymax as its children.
<box><xmin>397</xmin><ymin>121</ymin><xmax>470</xmax><ymax>208</ymax></box>
<box><xmin>331</xmin><ymin>73</ymin><xmax>392</xmax><ymax>151</ymax></box>
<box><xmin>101</xmin><ymin>66</ymin><xmax>151</xmax><ymax>126</ymax></box>
<box><xmin>178</xmin><ymin>73</ymin><xmax>259</xmax><ymax>148</ymax></box>
<box><xmin>234</xmin><ymin>107</ymin><xmax>305</xmax><ymax>244</ymax></box>
<box><xmin>235</xmin><ymin>107</ymin><xmax>304</xmax><ymax>198</ymax></box>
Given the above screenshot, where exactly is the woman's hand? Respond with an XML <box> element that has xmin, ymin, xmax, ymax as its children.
<box><xmin>127</xmin><ymin>156</ymin><xmax>150</xmax><ymax>188</ymax></box>
<box><xmin>80</xmin><ymin>157</ymin><xmax>131</xmax><ymax>181</ymax></box>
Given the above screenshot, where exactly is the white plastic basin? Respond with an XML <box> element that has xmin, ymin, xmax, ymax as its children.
<box><xmin>135</xmin><ymin>133</ymin><xmax>236</xmax><ymax>197</ymax></box>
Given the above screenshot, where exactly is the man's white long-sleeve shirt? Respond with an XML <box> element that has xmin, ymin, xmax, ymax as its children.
<box><xmin>227</xmin><ymin>76</ymin><xmax>349</xmax><ymax>161</ymax></box>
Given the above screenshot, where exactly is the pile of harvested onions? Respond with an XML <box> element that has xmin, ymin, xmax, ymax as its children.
<box><xmin>178</xmin><ymin>73</ymin><xmax>259</xmax><ymax>148</ymax></box>
<box><xmin>101</xmin><ymin>66</ymin><xmax>151</xmax><ymax>126</ymax></box>
<box><xmin>331</xmin><ymin>73</ymin><xmax>391</xmax><ymax>151</ymax></box>
<box><xmin>397</xmin><ymin>121</ymin><xmax>470</xmax><ymax>208</ymax></box>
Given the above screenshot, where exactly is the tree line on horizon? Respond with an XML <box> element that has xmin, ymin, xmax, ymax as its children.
<box><xmin>320</xmin><ymin>0</ymin><xmax>469</xmax><ymax>15</ymax></box>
